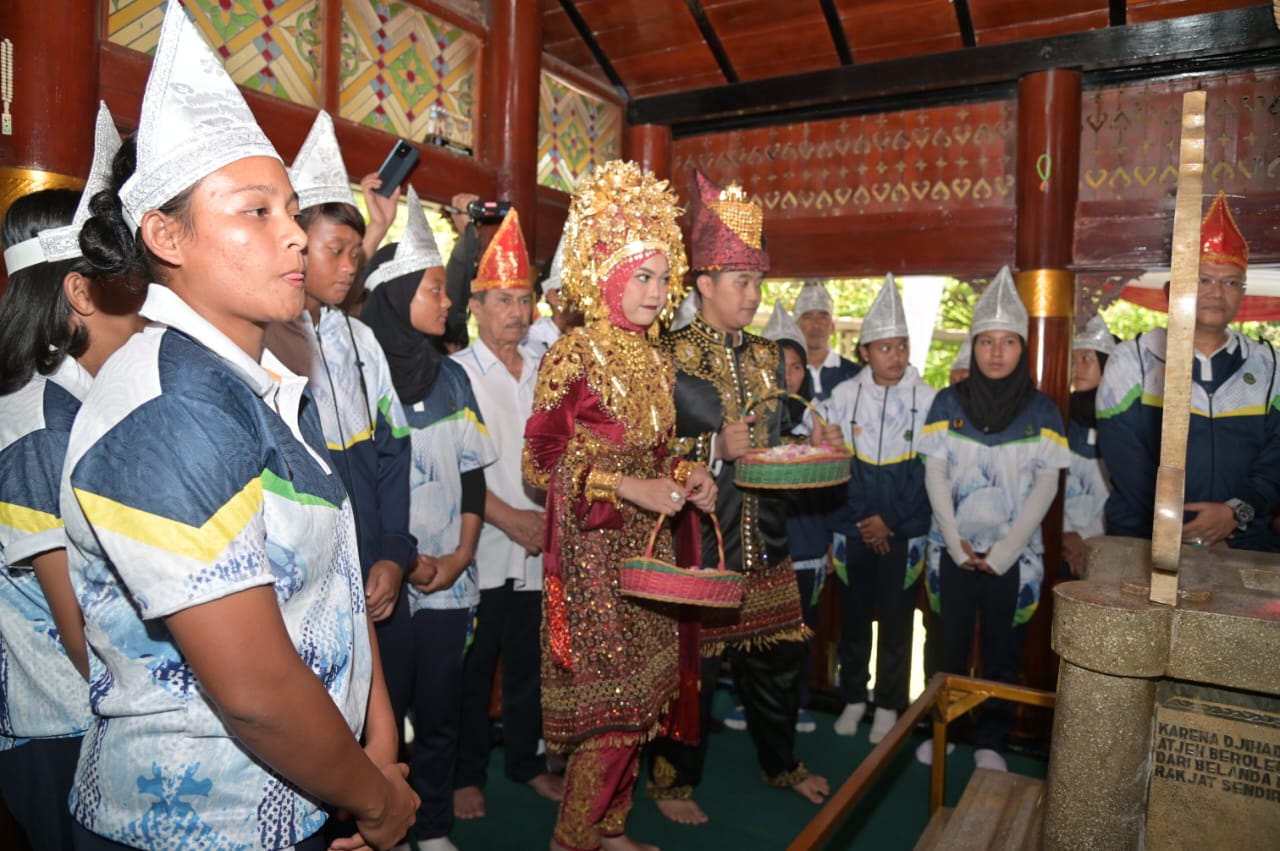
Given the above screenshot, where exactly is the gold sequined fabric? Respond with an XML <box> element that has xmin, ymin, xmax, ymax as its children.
<box><xmin>531</xmin><ymin>321</ymin><xmax>677</xmax><ymax>452</ymax></box>
<box><xmin>708</xmin><ymin>182</ymin><xmax>764</xmax><ymax>249</ymax></box>
<box><xmin>661</xmin><ymin>314</ymin><xmax>805</xmax><ymax>650</ymax></box>
<box><xmin>528</xmin><ymin>322</ymin><xmax>684</xmax><ymax>749</ymax></box>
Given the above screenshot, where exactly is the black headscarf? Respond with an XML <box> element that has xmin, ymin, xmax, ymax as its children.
<box><xmin>360</xmin><ymin>245</ymin><xmax>440</xmax><ymax>406</ymax></box>
<box><xmin>1068</xmin><ymin>351</ymin><xmax>1110</xmax><ymax>429</ymax></box>
<box><xmin>954</xmin><ymin>335</ymin><xmax>1036</xmax><ymax>434</ymax></box>
<box><xmin>775</xmin><ymin>337</ymin><xmax>814</xmax><ymax>426</ymax></box>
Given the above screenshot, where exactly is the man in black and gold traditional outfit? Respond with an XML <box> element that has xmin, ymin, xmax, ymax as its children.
<box><xmin>646</xmin><ymin>170</ymin><xmax>838</xmax><ymax>823</ymax></box>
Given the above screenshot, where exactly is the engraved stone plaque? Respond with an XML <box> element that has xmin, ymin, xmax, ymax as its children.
<box><xmin>1146</xmin><ymin>681</ymin><xmax>1280</xmax><ymax>850</ymax></box>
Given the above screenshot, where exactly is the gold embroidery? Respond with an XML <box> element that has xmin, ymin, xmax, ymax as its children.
<box><xmin>662</xmin><ymin>316</ymin><xmax>780</xmax><ymax>438</ymax></box>
<box><xmin>672</xmin><ymin>460</ymin><xmax>701</xmax><ymax>487</ymax></box>
<box><xmin>650</xmin><ymin>755</ymin><xmax>678</xmax><ymax>788</ymax></box>
<box><xmin>585</xmin><ymin>469</ymin><xmax>621</xmax><ymax>506</ymax></box>
<box><xmin>533</xmin><ymin>321</ymin><xmax>676</xmax><ymax>451</ymax></box>
<box><xmin>764</xmin><ymin>761</ymin><xmax>811</xmax><ymax>788</ymax></box>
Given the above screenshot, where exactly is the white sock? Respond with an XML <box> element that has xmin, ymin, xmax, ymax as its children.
<box><xmin>914</xmin><ymin>739</ymin><xmax>956</xmax><ymax>765</ymax></box>
<box><xmin>833</xmin><ymin>702</ymin><xmax>866</xmax><ymax>735</ymax></box>
<box><xmin>868</xmin><ymin>708</ymin><xmax>898</xmax><ymax>744</ymax></box>
<box><xmin>974</xmin><ymin>748</ymin><xmax>1008</xmax><ymax>772</ymax></box>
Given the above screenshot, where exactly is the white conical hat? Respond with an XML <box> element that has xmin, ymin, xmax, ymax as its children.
<box><xmin>761</xmin><ymin>299</ymin><xmax>804</xmax><ymax>349</ymax></box>
<box><xmin>951</xmin><ymin>337</ymin><xmax>971</xmax><ymax>371</ymax></box>
<box><xmin>1073</xmin><ymin>314</ymin><xmax>1116</xmax><ymax>355</ymax></box>
<box><xmin>289</xmin><ymin>110</ymin><xmax>356</xmax><ymax>210</ymax></box>
<box><xmin>970</xmin><ymin>266</ymin><xmax>1028</xmax><ymax>338</ymax></box>
<box><xmin>119</xmin><ymin>0</ymin><xmax>281</xmax><ymax>229</ymax></box>
<box><xmin>861</xmin><ymin>273</ymin><xmax>909</xmax><ymax>344</ymax></box>
<box><xmin>363</xmin><ymin>186</ymin><xmax>442</xmax><ymax>289</ymax></box>
<box><xmin>4</xmin><ymin>101</ymin><xmax>121</xmax><ymax>275</ymax></box>
<box><xmin>542</xmin><ymin>233</ymin><xmax>565</xmax><ymax>293</ymax></box>
<box><xmin>669</xmin><ymin>289</ymin><xmax>697</xmax><ymax>331</ymax></box>
<box><xmin>793</xmin><ymin>281</ymin><xmax>833</xmax><ymax>315</ymax></box>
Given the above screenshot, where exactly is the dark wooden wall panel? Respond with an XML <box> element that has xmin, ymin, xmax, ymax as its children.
<box><xmin>671</xmin><ymin>100</ymin><xmax>1017</xmax><ymax>277</ymax></box>
<box><xmin>666</xmin><ymin>65</ymin><xmax>1276</xmax><ymax>279</ymax></box>
<box><xmin>1076</xmin><ymin>66</ymin><xmax>1280</xmax><ymax>268</ymax></box>
<box><xmin>766</xmin><ymin>209</ymin><xmax>1017</xmax><ymax>278</ymax></box>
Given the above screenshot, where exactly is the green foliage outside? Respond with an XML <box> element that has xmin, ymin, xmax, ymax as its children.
<box><xmin>1099</xmin><ymin>299</ymin><xmax>1280</xmax><ymax>349</ymax></box>
<box><xmin>759</xmin><ymin>279</ymin><xmax>1279</xmax><ymax>390</ymax></box>
<box><xmin>759</xmin><ymin>278</ymin><xmax>980</xmax><ymax>388</ymax></box>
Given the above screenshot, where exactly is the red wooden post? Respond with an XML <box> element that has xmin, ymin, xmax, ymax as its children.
<box><xmin>627</xmin><ymin>124</ymin><xmax>673</xmax><ymax>183</ymax></box>
<box><xmin>483</xmin><ymin>0</ymin><xmax>541</xmax><ymax>257</ymax></box>
<box><xmin>1014</xmin><ymin>68</ymin><xmax>1082</xmax><ymax>719</ymax></box>
<box><xmin>0</xmin><ymin>0</ymin><xmax>100</xmax><ymax>292</ymax></box>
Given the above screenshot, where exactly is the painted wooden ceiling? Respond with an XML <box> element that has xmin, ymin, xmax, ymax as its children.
<box><xmin>542</xmin><ymin>0</ymin><xmax>1262</xmax><ymax>100</ymax></box>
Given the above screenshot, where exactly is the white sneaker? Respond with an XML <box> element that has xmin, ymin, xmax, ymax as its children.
<box><xmin>974</xmin><ymin>748</ymin><xmax>1008</xmax><ymax>772</ymax></box>
<box><xmin>914</xmin><ymin>739</ymin><xmax>956</xmax><ymax>765</ymax></box>
<box><xmin>868</xmin><ymin>708</ymin><xmax>898</xmax><ymax>744</ymax></box>
<box><xmin>723</xmin><ymin>704</ymin><xmax>748</xmax><ymax>731</ymax></box>
<box><xmin>417</xmin><ymin>839</ymin><xmax>460</xmax><ymax>851</ymax></box>
<box><xmin>833</xmin><ymin>702</ymin><xmax>866</xmax><ymax>736</ymax></box>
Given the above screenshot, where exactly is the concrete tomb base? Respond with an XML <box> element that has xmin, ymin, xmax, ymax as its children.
<box><xmin>1043</xmin><ymin>536</ymin><xmax>1280</xmax><ymax>850</ymax></box>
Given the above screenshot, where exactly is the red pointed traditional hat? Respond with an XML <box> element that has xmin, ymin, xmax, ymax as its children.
<box><xmin>1201</xmin><ymin>190</ymin><xmax>1248</xmax><ymax>271</ymax></box>
<box><xmin>473</xmin><ymin>208</ymin><xmax>531</xmax><ymax>292</ymax></box>
<box><xmin>689</xmin><ymin>169</ymin><xmax>769</xmax><ymax>273</ymax></box>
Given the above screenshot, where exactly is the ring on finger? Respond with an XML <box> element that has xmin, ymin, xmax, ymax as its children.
<box><xmin>670</xmin><ymin>491</ymin><xmax>683</xmax><ymax>504</ymax></box>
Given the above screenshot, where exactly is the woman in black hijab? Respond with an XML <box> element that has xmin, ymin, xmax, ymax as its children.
<box><xmin>917</xmin><ymin>269</ymin><xmax>1070</xmax><ymax>772</ymax></box>
<box><xmin>361</xmin><ymin>244</ymin><xmax>497</xmax><ymax>850</ymax></box>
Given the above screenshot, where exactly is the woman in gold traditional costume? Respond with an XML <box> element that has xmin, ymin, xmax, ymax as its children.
<box><xmin>523</xmin><ymin>160</ymin><xmax>717</xmax><ymax>851</ymax></box>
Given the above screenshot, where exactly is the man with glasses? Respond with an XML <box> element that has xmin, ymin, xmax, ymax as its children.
<box><xmin>1097</xmin><ymin>191</ymin><xmax>1280</xmax><ymax>552</ymax></box>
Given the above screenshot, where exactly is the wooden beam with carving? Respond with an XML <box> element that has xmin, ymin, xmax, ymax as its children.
<box><xmin>629</xmin><ymin>6</ymin><xmax>1280</xmax><ymax>134</ymax></box>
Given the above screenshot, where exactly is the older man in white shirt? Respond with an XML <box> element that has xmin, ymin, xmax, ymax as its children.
<box><xmin>450</xmin><ymin>221</ymin><xmax>563</xmax><ymax>821</ymax></box>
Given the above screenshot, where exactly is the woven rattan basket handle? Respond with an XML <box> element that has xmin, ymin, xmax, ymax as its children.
<box><xmin>642</xmin><ymin>511</ymin><xmax>726</xmax><ymax>570</ymax></box>
<box><xmin>742</xmin><ymin>390</ymin><xmax>831</xmax><ymax>427</ymax></box>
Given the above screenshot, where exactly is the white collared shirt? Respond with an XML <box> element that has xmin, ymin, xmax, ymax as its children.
<box><xmin>452</xmin><ymin>339</ymin><xmax>544</xmax><ymax>590</ymax></box>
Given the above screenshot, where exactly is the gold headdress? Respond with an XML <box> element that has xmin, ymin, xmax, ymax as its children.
<box><xmin>561</xmin><ymin>160</ymin><xmax>688</xmax><ymax>325</ymax></box>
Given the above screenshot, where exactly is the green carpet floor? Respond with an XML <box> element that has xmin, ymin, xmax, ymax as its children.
<box><xmin>448</xmin><ymin>690</ymin><xmax>1048</xmax><ymax>850</ymax></box>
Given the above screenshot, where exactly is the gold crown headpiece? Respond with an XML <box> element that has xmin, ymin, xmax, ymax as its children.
<box><xmin>561</xmin><ymin>160</ymin><xmax>689</xmax><ymax>325</ymax></box>
<box><xmin>708</xmin><ymin>182</ymin><xmax>763</xmax><ymax>249</ymax></box>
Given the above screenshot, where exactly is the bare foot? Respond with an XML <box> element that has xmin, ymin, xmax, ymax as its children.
<box><xmin>653</xmin><ymin>798</ymin><xmax>709</xmax><ymax>825</ymax></box>
<box><xmin>601</xmin><ymin>834</ymin><xmax>659</xmax><ymax>851</ymax></box>
<box><xmin>792</xmin><ymin>773</ymin><xmax>830</xmax><ymax>804</ymax></box>
<box><xmin>454</xmin><ymin>785</ymin><xmax>486</xmax><ymax>819</ymax></box>
<box><xmin>529</xmin><ymin>772</ymin><xmax>564</xmax><ymax>802</ymax></box>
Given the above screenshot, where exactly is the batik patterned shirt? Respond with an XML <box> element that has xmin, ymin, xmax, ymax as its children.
<box><xmin>62</xmin><ymin>286</ymin><xmax>370</xmax><ymax>849</ymax></box>
<box><xmin>404</xmin><ymin>359</ymin><xmax>497</xmax><ymax>614</ymax></box>
<box><xmin>0</xmin><ymin>356</ymin><xmax>94</xmax><ymax>748</ymax></box>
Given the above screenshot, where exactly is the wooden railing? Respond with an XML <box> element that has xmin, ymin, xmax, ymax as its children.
<box><xmin>788</xmin><ymin>673</ymin><xmax>1057</xmax><ymax>850</ymax></box>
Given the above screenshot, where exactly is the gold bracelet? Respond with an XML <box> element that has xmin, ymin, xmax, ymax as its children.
<box><xmin>585</xmin><ymin>469</ymin><xmax>621</xmax><ymax>507</ymax></box>
<box><xmin>673</xmin><ymin>460</ymin><xmax>702</xmax><ymax>487</ymax></box>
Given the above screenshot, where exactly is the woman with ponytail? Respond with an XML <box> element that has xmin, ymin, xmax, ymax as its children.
<box><xmin>0</xmin><ymin>117</ymin><xmax>144</xmax><ymax>846</ymax></box>
<box><xmin>60</xmin><ymin>3</ymin><xmax>417</xmax><ymax>848</ymax></box>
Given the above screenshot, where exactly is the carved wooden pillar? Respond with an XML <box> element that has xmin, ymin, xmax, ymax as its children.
<box><xmin>483</xmin><ymin>0</ymin><xmax>540</xmax><ymax>256</ymax></box>
<box><xmin>627</xmin><ymin>123</ymin><xmax>672</xmax><ymax>183</ymax></box>
<box><xmin>0</xmin><ymin>0</ymin><xmax>99</xmax><ymax>248</ymax></box>
<box><xmin>1014</xmin><ymin>69</ymin><xmax>1081</xmax><ymax>715</ymax></box>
